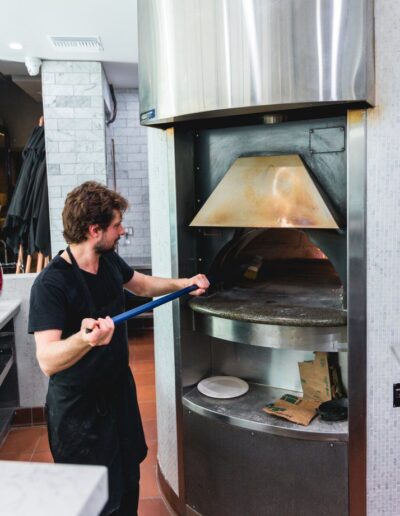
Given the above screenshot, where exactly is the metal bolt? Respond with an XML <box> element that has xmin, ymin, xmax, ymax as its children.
<box><xmin>330</xmin><ymin>443</ymin><xmax>334</xmax><ymax>448</ymax></box>
<box><xmin>198</xmin><ymin>257</ymin><xmax>202</xmax><ymax>262</ymax></box>
<box><xmin>196</xmin><ymin>166</ymin><xmax>200</xmax><ymax>171</ymax></box>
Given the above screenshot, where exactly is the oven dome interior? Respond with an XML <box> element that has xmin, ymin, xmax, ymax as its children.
<box><xmin>189</xmin><ymin>229</ymin><xmax>346</xmax><ymax>327</ymax></box>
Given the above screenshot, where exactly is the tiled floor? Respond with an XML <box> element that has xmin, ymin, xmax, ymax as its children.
<box><xmin>0</xmin><ymin>330</ymin><xmax>172</xmax><ymax>516</ymax></box>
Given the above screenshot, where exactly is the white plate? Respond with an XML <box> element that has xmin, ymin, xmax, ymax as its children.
<box><xmin>197</xmin><ymin>376</ymin><xmax>249</xmax><ymax>399</ymax></box>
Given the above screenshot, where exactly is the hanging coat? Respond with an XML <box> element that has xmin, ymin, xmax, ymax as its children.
<box><xmin>4</xmin><ymin>125</ymin><xmax>50</xmax><ymax>256</ymax></box>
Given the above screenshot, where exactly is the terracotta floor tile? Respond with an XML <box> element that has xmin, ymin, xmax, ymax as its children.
<box><xmin>135</xmin><ymin>371</ymin><xmax>156</xmax><ymax>386</ymax></box>
<box><xmin>138</xmin><ymin>498</ymin><xmax>171</xmax><ymax>516</ymax></box>
<box><xmin>0</xmin><ymin>427</ymin><xmax>42</xmax><ymax>454</ymax></box>
<box><xmin>142</xmin><ymin>440</ymin><xmax>157</xmax><ymax>467</ymax></box>
<box><xmin>0</xmin><ymin>452</ymin><xmax>32</xmax><ymax>462</ymax></box>
<box><xmin>31</xmin><ymin>451</ymin><xmax>54</xmax><ymax>463</ymax></box>
<box><xmin>139</xmin><ymin>401</ymin><xmax>157</xmax><ymax>422</ymax></box>
<box><xmin>134</xmin><ymin>347</ymin><xmax>155</xmax><ymax>362</ymax></box>
<box><xmin>34</xmin><ymin>428</ymin><xmax>51</xmax><ymax>453</ymax></box>
<box><xmin>137</xmin><ymin>384</ymin><xmax>156</xmax><ymax>403</ymax></box>
<box><xmin>142</xmin><ymin>420</ymin><xmax>158</xmax><ymax>442</ymax></box>
<box><xmin>140</xmin><ymin>464</ymin><xmax>160</xmax><ymax>499</ymax></box>
<box><xmin>131</xmin><ymin>361</ymin><xmax>155</xmax><ymax>375</ymax></box>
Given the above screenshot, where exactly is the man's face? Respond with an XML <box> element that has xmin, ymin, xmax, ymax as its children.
<box><xmin>94</xmin><ymin>211</ymin><xmax>125</xmax><ymax>254</ymax></box>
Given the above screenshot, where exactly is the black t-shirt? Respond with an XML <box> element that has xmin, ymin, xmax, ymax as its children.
<box><xmin>28</xmin><ymin>251</ymin><xmax>134</xmax><ymax>336</ymax></box>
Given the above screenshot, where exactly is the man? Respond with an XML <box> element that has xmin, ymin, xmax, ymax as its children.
<box><xmin>28</xmin><ymin>181</ymin><xmax>209</xmax><ymax>515</ymax></box>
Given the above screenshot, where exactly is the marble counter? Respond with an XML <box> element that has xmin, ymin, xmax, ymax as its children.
<box><xmin>0</xmin><ymin>461</ymin><xmax>108</xmax><ymax>516</ymax></box>
<box><xmin>0</xmin><ymin>299</ymin><xmax>21</xmax><ymax>330</ymax></box>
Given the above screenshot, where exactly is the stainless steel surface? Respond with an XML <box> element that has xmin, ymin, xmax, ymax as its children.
<box><xmin>190</xmin><ymin>155</ymin><xmax>339</xmax><ymax>229</ymax></box>
<box><xmin>183</xmin><ymin>383</ymin><xmax>348</xmax><ymax>441</ymax></box>
<box><xmin>193</xmin><ymin>313</ymin><xmax>347</xmax><ymax>352</ymax></box>
<box><xmin>184</xmin><ymin>408</ymin><xmax>348</xmax><ymax>516</ymax></box>
<box><xmin>138</xmin><ymin>0</ymin><xmax>374</xmax><ymax>124</ymax></box>
<box><xmin>347</xmin><ymin>110</ymin><xmax>367</xmax><ymax>515</ymax></box>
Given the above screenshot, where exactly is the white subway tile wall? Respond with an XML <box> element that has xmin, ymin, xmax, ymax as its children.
<box><xmin>105</xmin><ymin>89</ymin><xmax>151</xmax><ymax>267</ymax></box>
<box><xmin>367</xmin><ymin>2</ymin><xmax>400</xmax><ymax>514</ymax></box>
<box><xmin>42</xmin><ymin>61</ymin><xmax>107</xmax><ymax>255</ymax></box>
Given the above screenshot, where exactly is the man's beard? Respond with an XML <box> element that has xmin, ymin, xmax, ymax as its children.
<box><xmin>94</xmin><ymin>238</ymin><xmax>119</xmax><ymax>255</ymax></box>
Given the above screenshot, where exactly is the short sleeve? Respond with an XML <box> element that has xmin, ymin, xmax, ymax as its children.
<box><xmin>28</xmin><ymin>278</ymin><xmax>67</xmax><ymax>334</ymax></box>
<box><xmin>111</xmin><ymin>252</ymin><xmax>134</xmax><ymax>284</ymax></box>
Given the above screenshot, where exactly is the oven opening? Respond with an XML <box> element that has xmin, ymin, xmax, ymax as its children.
<box><xmin>189</xmin><ymin>228</ymin><xmax>346</xmax><ymax>328</ymax></box>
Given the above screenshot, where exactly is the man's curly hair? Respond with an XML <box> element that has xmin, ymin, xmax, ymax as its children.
<box><xmin>62</xmin><ymin>181</ymin><xmax>128</xmax><ymax>244</ymax></box>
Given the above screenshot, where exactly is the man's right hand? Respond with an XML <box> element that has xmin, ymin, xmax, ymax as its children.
<box><xmin>81</xmin><ymin>316</ymin><xmax>115</xmax><ymax>347</ymax></box>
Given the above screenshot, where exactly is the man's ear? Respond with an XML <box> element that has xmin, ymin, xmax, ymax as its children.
<box><xmin>88</xmin><ymin>224</ymin><xmax>102</xmax><ymax>238</ymax></box>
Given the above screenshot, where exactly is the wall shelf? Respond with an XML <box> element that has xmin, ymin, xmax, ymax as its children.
<box><xmin>183</xmin><ymin>382</ymin><xmax>348</xmax><ymax>442</ymax></box>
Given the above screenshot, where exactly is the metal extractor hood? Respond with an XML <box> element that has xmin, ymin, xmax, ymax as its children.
<box><xmin>190</xmin><ymin>155</ymin><xmax>339</xmax><ymax>229</ymax></box>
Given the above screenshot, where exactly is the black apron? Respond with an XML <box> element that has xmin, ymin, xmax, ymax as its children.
<box><xmin>46</xmin><ymin>247</ymin><xmax>147</xmax><ymax>514</ymax></box>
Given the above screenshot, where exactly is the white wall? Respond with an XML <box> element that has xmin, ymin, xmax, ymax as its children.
<box><xmin>2</xmin><ymin>275</ymin><xmax>48</xmax><ymax>407</ymax></box>
<box><xmin>41</xmin><ymin>61</ymin><xmax>107</xmax><ymax>255</ymax></box>
<box><xmin>367</xmin><ymin>2</ymin><xmax>400</xmax><ymax>514</ymax></box>
<box><xmin>105</xmin><ymin>88</ymin><xmax>150</xmax><ymax>267</ymax></box>
<box><xmin>148</xmin><ymin>127</ymin><xmax>180</xmax><ymax>495</ymax></box>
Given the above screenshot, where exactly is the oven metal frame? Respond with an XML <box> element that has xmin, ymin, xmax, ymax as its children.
<box><xmin>167</xmin><ymin>109</ymin><xmax>367</xmax><ymax>515</ymax></box>
<box><xmin>347</xmin><ymin>110</ymin><xmax>367</xmax><ymax>516</ymax></box>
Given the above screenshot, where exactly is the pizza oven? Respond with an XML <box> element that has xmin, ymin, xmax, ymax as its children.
<box><xmin>138</xmin><ymin>1</ymin><xmax>372</xmax><ymax>514</ymax></box>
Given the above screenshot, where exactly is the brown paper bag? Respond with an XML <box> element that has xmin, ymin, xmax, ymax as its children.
<box><xmin>298</xmin><ymin>352</ymin><xmax>332</xmax><ymax>402</ymax></box>
<box><xmin>263</xmin><ymin>394</ymin><xmax>320</xmax><ymax>426</ymax></box>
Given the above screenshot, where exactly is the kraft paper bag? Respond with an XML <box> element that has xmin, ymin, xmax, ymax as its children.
<box><xmin>263</xmin><ymin>394</ymin><xmax>320</xmax><ymax>426</ymax></box>
<box><xmin>298</xmin><ymin>352</ymin><xmax>332</xmax><ymax>402</ymax></box>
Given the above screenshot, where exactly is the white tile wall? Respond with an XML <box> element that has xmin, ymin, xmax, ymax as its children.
<box><xmin>148</xmin><ymin>127</ymin><xmax>179</xmax><ymax>495</ymax></box>
<box><xmin>367</xmin><ymin>2</ymin><xmax>400</xmax><ymax>514</ymax></box>
<box><xmin>105</xmin><ymin>89</ymin><xmax>150</xmax><ymax>267</ymax></box>
<box><xmin>41</xmin><ymin>61</ymin><xmax>107</xmax><ymax>255</ymax></box>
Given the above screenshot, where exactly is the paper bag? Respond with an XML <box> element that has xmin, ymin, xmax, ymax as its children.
<box><xmin>263</xmin><ymin>394</ymin><xmax>320</xmax><ymax>426</ymax></box>
<box><xmin>298</xmin><ymin>352</ymin><xmax>333</xmax><ymax>402</ymax></box>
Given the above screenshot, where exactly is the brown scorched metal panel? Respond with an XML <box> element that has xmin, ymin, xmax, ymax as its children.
<box><xmin>190</xmin><ymin>155</ymin><xmax>339</xmax><ymax>229</ymax></box>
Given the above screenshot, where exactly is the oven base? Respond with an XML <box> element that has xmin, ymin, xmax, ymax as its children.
<box><xmin>184</xmin><ymin>409</ymin><xmax>348</xmax><ymax>516</ymax></box>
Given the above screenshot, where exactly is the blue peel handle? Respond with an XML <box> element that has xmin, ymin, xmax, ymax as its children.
<box><xmin>112</xmin><ymin>284</ymin><xmax>199</xmax><ymax>325</ymax></box>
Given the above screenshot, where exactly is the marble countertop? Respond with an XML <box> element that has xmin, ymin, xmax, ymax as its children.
<box><xmin>0</xmin><ymin>461</ymin><xmax>108</xmax><ymax>516</ymax></box>
<box><xmin>0</xmin><ymin>299</ymin><xmax>21</xmax><ymax>330</ymax></box>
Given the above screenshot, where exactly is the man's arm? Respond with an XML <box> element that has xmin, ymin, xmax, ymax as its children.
<box><xmin>124</xmin><ymin>271</ymin><xmax>209</xmax><ymax>298</ymax></box>
<box><xmin>35</xmin><ymin>317</ymin><xmax>114</xmax><ymax>377</ymax></box>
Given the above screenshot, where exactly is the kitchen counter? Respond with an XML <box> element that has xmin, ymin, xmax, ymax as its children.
<box><xmin>0</xmin><ymin>461</ymin><xmax>108</xmax><ymax>516</ymax></box>
<box><xmin>0</xmin><ymin>299</ymin><xmax>21</xmax><ymax>330</ymax></box>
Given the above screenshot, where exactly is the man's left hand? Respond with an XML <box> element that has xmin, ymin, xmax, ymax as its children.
<box><xmin>186</xmin><ymin>274</ymin><xmax>210</xmax><ymax>296</ymax></box>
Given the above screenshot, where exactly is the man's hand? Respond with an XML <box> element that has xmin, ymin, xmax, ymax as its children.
<box><xmin>81</xmin><ymin>316</ymin><xmax>115</xmax><ymax>347</ymax></box>
<box><xmin>187</xmin><ymin>274</ymin><xmax>210</xmax><ymax>296</ymax></box>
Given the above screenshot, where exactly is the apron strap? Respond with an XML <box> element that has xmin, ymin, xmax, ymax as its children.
<box><xmin>65</xmin><ymin>246</ymin><xmax>97</xmax><ymax>317</ymax></box>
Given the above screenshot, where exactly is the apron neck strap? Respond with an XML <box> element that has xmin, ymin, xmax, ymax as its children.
<box><xmin>66</xmin><ymin>246</ymin><xmax>97</xmax><ymax>317</ymax></box>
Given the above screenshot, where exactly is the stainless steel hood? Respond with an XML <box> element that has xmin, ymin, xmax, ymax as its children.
<box><xmin>190</xmin><ymin>155</ymin><xmax>339</xmax><ymax>229</ymax></box>
<box><xmin>138</xmin><ymin>0</ymin><xmax>374</xmax><ymax>125</ymax></box>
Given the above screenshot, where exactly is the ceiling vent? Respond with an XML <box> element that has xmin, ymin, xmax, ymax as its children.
<box><xmin>48</xmin><ymin>36</ymin><xmax>103</xmax><ymax>52</ymax></box>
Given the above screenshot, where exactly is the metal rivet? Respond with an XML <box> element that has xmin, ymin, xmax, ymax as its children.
<box><xmin>330</xmin><ymin>443</ymin><xmax>334</xmax><ymax>448</ymax></box>
<box><xmin>196</xmin><ymin>166</ymin><xmax>200</xmax><ymax>171</ymax></box>
<box><xmin>197</xmin><ymin>199</ymin><xmax>201</xmax><ymax>203</ymax></box>
<box><xmin>251</xmin><ymin>432</ymin><xmax>255</xmax><ymax>436</ymax></box>
<box><xmin>198</xmin><ymin>258</ymin><xmax>202</xmax><ymax>262</ymax></box>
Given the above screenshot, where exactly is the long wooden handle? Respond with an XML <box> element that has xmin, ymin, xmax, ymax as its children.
<box><xmin>16</xmin><ymin>245</ymin><xmax>23</xmax><ymax>274</ymax></box>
